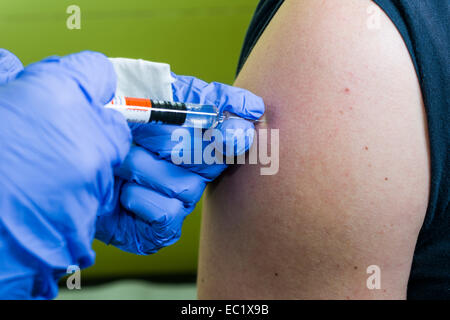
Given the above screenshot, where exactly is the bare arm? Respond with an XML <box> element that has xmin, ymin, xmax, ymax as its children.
<box><xmin>198</xmin><ymin>0</ymin><xmax>430</xmax><ymax>299</ymax></box>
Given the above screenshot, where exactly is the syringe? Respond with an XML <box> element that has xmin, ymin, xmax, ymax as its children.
<box><xmin>105</xmin><ymin>96</ymin><xmax>260</xmax><ymax>129</ymax></box>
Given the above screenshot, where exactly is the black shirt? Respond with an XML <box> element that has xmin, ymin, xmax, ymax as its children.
<box><xmin>237</xmin><ymin>0</ymin><xmax>449</xmax><ymax>300</ymax></box>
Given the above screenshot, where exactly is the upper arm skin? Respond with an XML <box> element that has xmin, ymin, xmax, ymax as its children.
<box><xmin>198</xmin><ymin>0</ymin><xmax>430</xmax><ymax>299</ymax></box>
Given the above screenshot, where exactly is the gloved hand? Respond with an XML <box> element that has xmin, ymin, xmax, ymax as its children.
<box><xmin>0</xmin><ymin>49</ymin><xmax>131</xmax><ymax>299</ymax></box>
<box><xmin>95</xmin><ymin>73</ymin><xmax>264</xmax><ymax>254</ymax></box>
<box><xmin>133</xmin><ymin>74</ymin><xmax>265</xmax><ymax>177</ymax></box>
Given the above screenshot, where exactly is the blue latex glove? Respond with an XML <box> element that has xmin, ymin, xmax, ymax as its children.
<box><xmin>95</xmin><ymin>73</ymin><xmax>264</xmax><ymax>254</ymax></box>
<box><xmin>0</xmin><ymin>49</ymin><xmax>131</xmax><ymax>299</ymax></box>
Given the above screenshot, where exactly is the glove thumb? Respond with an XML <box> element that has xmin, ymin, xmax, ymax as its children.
<box><xmin>0</xmin><ymin>49</ymin><xmax>24</xmax><ymax>85</ymax></box>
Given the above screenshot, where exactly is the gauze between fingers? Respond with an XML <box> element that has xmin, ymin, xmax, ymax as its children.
<box><xmin>109</xmin><ymin>57</ymin><xmax>175</xmax><ymax>102</ymax></box>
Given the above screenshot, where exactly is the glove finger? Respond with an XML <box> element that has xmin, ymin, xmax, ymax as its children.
<box><xmin>100</xmin><ymin>106</ymin><xmax>132</xmax><ymax>164</ymax></box>
<box><xmin>210</xmin><ymin>82</ymin><xmax>265</xmax><ymax>120</ymax></box>
<box><xmin>0</xmin><ymin>49</ymin><xmax>24</xmax><ymax>85</ymax></box>
<box><xmin>134</xmin><ymin>218</ymin><xmax>182</xmax><ymax>254</ymax></box>
<box><xmin>217</xmin><ymin>118</ymin><xmax>256</xmax><ymax>156</ymax></box>
<box><xmin>131</xmin><ymin>126</ymin><xmax>229</xmax><ymax>179</ymax></box>
<box><xmin>24</xmin><ymin>51</ymin><xmax>117</xmax><ymax>107</ymax></box>
<box><xmin>172</xmin><ymin>73</ymin><xmax>265</xmax><ymax>120</ymax></box>
<box><xmin>58</xmin><ymin>51</ymin><xmax>117</xmax><ymax>106</ymax></box>
<box><xmin>120</xmin><ymin>182</ymin><xmax>191</xmax><ymax>244</ymax></box>
<box><xmin>96</xmin><ymin>178</ymin><xmax>186</xmax><ymax>255</ymax></box>
<box><xmin>116</xmin><ymin>146</ymin><xmax>207</xmax><ymax>204</ymax></box>
<box><xmin>171</xmin><ymin>73</ymin><xmax>208</xmax><ymax>103</ymax></box>
<box><xmin>27</xmin><ymin>51</ymin><xmax>130</xmax><ymax>163</ymax></box>
<box><xmin>132</xmin><ymin>124</ymin><xmax>214</xmax><ymax>167</ymax></box>
<box><xmin>131</xmin><ymin>123</ymin><xmax>187</xmax><ymax>159</ymax></box>
<box><xmin>131</xmin><ymin>124</ymin><xmax>233</xmax><ymax>180</ymax></box>
<box><xmin>58</xmin><ymin>51</ymin><xmax>131</xmax><ymax>164</ymax></box>
<box><xmin>132</xmin><ymin>121</ymin><xmax>245</xmax><ymax>159</ymax></box>
<box><xmin>181</xmin><ymin>163</ymin><xmax>228</xmax><ymax>180</ymax></box>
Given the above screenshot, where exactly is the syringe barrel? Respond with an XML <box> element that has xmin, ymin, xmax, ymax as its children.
<box><xmin>182</xmin><ymin>103</ymin><xmax>219</xmax><ymax>128</ymax></box>
<box><xmin>105</xmin><ymin>97</ymin><xmax>219</xmax><ymax>128</ymax></box>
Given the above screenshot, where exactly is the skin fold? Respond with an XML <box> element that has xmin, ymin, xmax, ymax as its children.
<box><xmin>198</xmin><ymin>0</ymin><xmax>430</xmax><ymax>299</ymax></box>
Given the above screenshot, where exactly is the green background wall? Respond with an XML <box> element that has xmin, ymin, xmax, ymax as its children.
<box><xmin>0</xmin><ymin>0</ymin><xmax>258</xmax><ymax>280</ymax></box>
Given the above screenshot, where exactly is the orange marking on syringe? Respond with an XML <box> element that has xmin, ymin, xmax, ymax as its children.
<box><xmin>124</xmin><ymin>97</ymin><xmax>152</xmax><ymax>108</ymax></box>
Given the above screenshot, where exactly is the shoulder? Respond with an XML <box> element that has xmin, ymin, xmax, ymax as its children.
<box><xmin>200</xmin><ymin>0</ymin><xmax>431</xmax><ymax>299</ymax></box>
